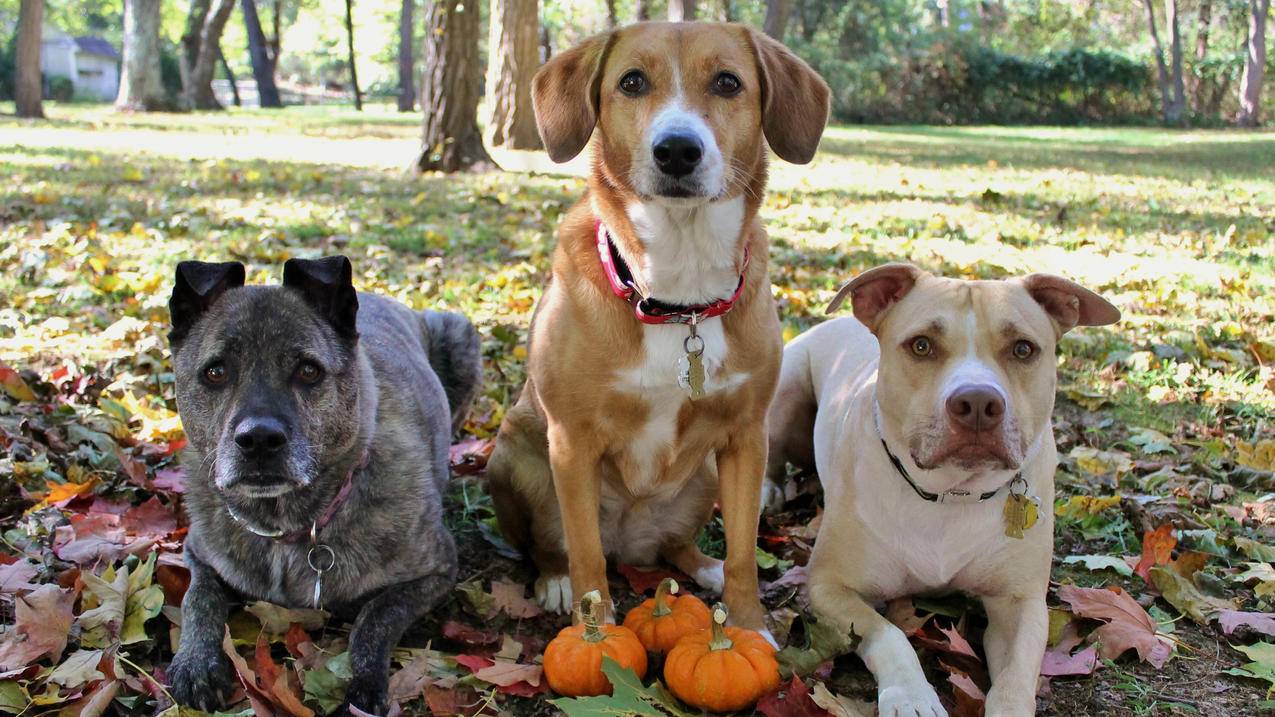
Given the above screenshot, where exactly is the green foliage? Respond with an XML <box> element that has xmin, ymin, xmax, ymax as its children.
<box><xmin>45</xmin><ymin>76</ymin><xmax>74</xmax><ymax>102</ymax></box>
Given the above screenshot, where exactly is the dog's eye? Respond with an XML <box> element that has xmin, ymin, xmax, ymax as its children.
<box><xmin>712</xmin><ymin>72</ymin><xmax>742</xmax><ymax>96</ymax></box>
<box><xmin>619</xmin><ymin>70</ymin><xmax>647</xmax><ymax>96</ymax></box>
<box><xmin>1012</xmin><ymin>340</ymin><xmax>1036</xmax><ymax>360</ymax></box>
<box><xmin>203</xmin><ymin>363</ymin><xmax>228</xmax><ymax>385</ymax></box>
<box><xmin>909</xmin><ymin>337</ymin><xmax>933</xmax><ymax>357</ymax></box>
<box><xmin>295</xmin><ymin>361</ymin><xmax>324</xmax><ymax>385</ymax></box>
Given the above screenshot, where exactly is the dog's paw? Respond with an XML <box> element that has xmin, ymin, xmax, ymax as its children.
<box><xmin>341</xmin><ymin>678</ymin><xmax>391</xmax><ymax>716</ymax></box>
<box><xmin>878</xmin><ymin>683</ymin><xmax>948</xmax><ymax>717</ymax></box>
<box><xmin>690</xmin><ymin>561</ymin><xmax>725</xmax><ymax>595</ymax></box>
<box><xmin>535</xmin><ymin>574</ymin><xmax>572</xmax><ymax>615</ymax></box>
<box><xmin>168</xmin><ymin>648</ymin><xmax>235</xmax><ymax>712</ymax></box>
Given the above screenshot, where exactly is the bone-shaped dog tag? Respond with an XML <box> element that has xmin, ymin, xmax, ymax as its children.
<box><xmin>1003</xmin><ymin>493</ymin><xmax>1040</xmax><ymax>539</ymax></box>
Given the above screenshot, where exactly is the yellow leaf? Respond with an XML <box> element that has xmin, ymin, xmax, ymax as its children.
<box><xmin>1236</xmin><ymin>439</ymin><xmax>1275</xmax><ymax>472</ymax></box>
<box><xmin>0</xmin><ymin>365</ymin><xmax>37</xmax><ymax>402</ymax></box>
<box><xmin>1069</xmin><ymin>446</ymin><xmax>1133</xmax><ymax>476</ymax></box>
<box><xmin>1055</xmin><ymin>495</ymin><xmax>1123</xmax><ymax>520</ymax></box>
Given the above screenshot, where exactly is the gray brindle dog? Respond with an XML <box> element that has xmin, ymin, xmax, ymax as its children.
<box><xmin>165</xmin><ymin>256</ymin><xmax>480</xmax><ymax>715</ymax></box>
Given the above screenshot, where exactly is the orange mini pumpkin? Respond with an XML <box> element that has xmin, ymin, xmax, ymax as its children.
<box><xmin>544</xmin><ymin>590</ymin><xmax>648</xmax><ymax>697</ymax></box>
<box><xmin>664</xmin><ymin>604</ymin><xmax>780</xmax><ymax>712</ymax></box>
<box><xmin>623</xmin><ymin>578</ymin><xmax>712</xmax><ymax>653</ymax></box>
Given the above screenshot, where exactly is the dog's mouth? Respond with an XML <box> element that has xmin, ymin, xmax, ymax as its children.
<box><xmin>915</xmin><ymin>434</ymin><xmax>1019</xmax><ymax>472</ymax></box>
<box><xmin>222</xmin><ymin>472</ymin><xmax>304</xmax><ymax>498</ymax></box>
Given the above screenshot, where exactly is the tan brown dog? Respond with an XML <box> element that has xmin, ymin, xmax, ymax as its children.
<box><xmin>487</xmin><ymin>21</ymin><xmax>829</xmax><ymax>634</ymax></box>
<box><xmin>768</xmin><ymin>264</ymin><xmax>1119</xmax><ymax>716</ymax></box>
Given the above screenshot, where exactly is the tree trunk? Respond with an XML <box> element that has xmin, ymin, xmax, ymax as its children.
<box><xmin>1140</xmin><ymin>0</ymin><xmax>1181</xmax><ymax>125</ymax></box>
<box><xmin>1189</xmin><ymin>0</ymin><xmax>1211</xmax><ymax>112</ymax></box>
<box><xmin>218</xmin><ymin>44</ymin><xmax>242</xmax><ymax>106</ymax></box>
<box><xmin>417</xmin><ymin>0</ymin><xmax>493</xmax><ymax>172</ymax></box>
<box><xmin>635</xmin><ymin>0</ymin><xmax>649</xmax><ymax>21</ymax></box>
<box><xmin>398</xmin><ymin>0</ymin><xmax>415</xmax><ymax>111</ymax></box>
<box><xmin>668</xmin><ymin>0</ymin><xmax>697</xmax><ymax>21</ymax></box>
<box><xmin>486</xmin><ymin>0</ymin><xmax>542</xmax><ymax>149</ymax></box>
<box><xmin>268</xmin><ymin>0</ymin><xmax>282</xmax><ymax>72</ymax></box>
<box><xmin>183</xmin><ymin>0</ymin><xmax>236</xmax><ymax>109</ymax></box>
<box><xmin>763</xmin><ymin>0</ymin><xmax>792</xmax><ymax>38</ymax></box>
<box><xmin>722</xmin><ymin>0</ymin><xmax>735</xmax><ymax>22</ymax></box>
<box><xmin>117</xmin><ymin>0</ymin><xmax>172</xmax><ymax>111</ymax></box>
<box><xmin>241</xmin><ymin>0</ymin><xmax>282</xmax><ymax>107</ymax></box>
<box><xmin>936</xmin><ymin>0</ymin><xmax>951</xmax><ymax>27</ymax></box>
<box><xmin>344</xmin><ymin>0</ymin><xmax>362</xmax><ymax>110</ymax></box>
<box><xmin>1237</xmin><ymin>0</ymin><xmax>1270</xmax><ymax>126</ymax></box>
<box><xmin>15</xmin><ymin>0</ymin><xmax>43</xmax><ymax>118</ymax></box>
<box><xmin>604</xmin><ymin>0</ymin><xmax>618</xmax><ymax>26</ymax></box>
<box><xmin>1165</xmin><ymin>0</ymin><xmax>1186</xmax><ymax>125</ymax></box>
<box><xmin>797</xmin><ymin>0</ymin><xmax>826</xmax><ymax>42</ymax></box>
<box><xmin>181</xmin><ymin>0</ymin><xmax>212</xmax><ymax>96</ymax></box>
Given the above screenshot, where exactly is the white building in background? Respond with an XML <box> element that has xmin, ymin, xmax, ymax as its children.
<box><xmin>40</xmin><ymin>27</ymin><xmax>120</xmax><ymax>102</ymax></box>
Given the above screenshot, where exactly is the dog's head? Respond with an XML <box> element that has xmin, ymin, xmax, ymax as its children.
<box><xmin>828</xmin><ymin>264</ymin><xmax>1119</xmax><ymax>492</ymax></box>
<box><xmin>168</xmin><ymin>257</ymin><xmax>364</xmax><ymax>500</ymax></box>
<box><xmin>532</xmin><ymin>21</ymin><xmax>829</xmax><ymax>204</ymax></box>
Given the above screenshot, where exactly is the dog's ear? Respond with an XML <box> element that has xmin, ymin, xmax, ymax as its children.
<box><xmin>1020</xmin><ymin>274</ymin><xmax>1120</xmax><ymax>336</ymax></box>
<box><xmin>283</xmin><ymin>256</ymin><xmax>359</xmax><ymax>342</ymax></box>
<box><xmin>532</xmin><ymin>31</ymin><xmax>614</xmax><ymax>163</ymax></box>
<box><xmin>748</xmin><ymin>27</ymin><xmax>830</xmax><ymax>165</ymax></box>
<box><xmin>826</xmin><ymin>263</ymin><xmax>924</xmax><ymax>331</ymax></box>
<box><xmin>169</xmin><ymin>261</ymin><xmax>245</xmax><ymax>344</ymax></box>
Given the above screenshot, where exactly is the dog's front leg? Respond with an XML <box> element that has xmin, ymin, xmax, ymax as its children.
<box><xmin>168</xmin><ymin>551</ymin><xmax>236</xmax><ymax>711</ymax></box>
<box><xmin>981</xmin><ymin>594</ymin><xmax>1047</xmax><ymax>716</ymax></box>
<box><xmin>716</xmin><ymin>426</ymin><xmax>769</xmax><ymax>638</ymax></box>
<box><xmin>344</xmin><ymin>573</ymin><xmax>453</xmax><ymax>716</ymax></box>
<box><xmin>809</xmin><ymin>580</ymin><xmax>947</xmax><ymax>717</ymax></box>
<box><xmin>547</xmin><ymin>422</ymin><xmax>610</xmax><ymax>620</ymax></box>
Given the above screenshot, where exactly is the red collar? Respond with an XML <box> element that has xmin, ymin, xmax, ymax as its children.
<box><xmin>595</xmin><ymin>220</ymin><xmax>749</xmax><ymax>325</ymax></box>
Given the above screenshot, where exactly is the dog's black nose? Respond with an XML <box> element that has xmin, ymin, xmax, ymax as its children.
<box><xmin>946</xmin><ymin>385</ymin><xmax>1005</xmax><ymax>432</ymax></box>
<box><xmin>652</xmin><ymin>134</ymin><xmax>703</xmax><ymax>177</ymax></box>
<box><xmin>233</xmin><ymin>417</ymin><xmax>288</xmax><ymax>457</ymax></box>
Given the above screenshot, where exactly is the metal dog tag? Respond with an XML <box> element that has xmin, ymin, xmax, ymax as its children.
<box><xmin>1003</xmin><ymin>491</ymin><xmax>1040</xmax><ymax>539</ymax></box>
<box><xmin>676</xmin><ymin>326</ymin><xmax>706</xmax><ymax>400</ymax></box>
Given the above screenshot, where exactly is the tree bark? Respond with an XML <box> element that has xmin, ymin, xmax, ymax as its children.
<box><xmin>1237</xmin><ymin>0</ymin><xmax>1270</xmax><ymax>127</ymax></box>
<box><xmin>604</xmin><ymin>0</ymin><xmax>618</xmax><ymax>26</ymax></box>
<box><xmin>181</xmin><ymin>0</ymin><xmax>212</xmax><ymax>96</ymax></box>
<box><xmin>763</xmin><ymin>0</ymin><xmax>793</xmax><ymax>38</ymax></box>
<box><xmin>398</xmin><ymin>0</ymin><xmax>415</xmax><ymax>111</ymax></box>
<box><xmin>1189</xmin><ymin>0</ymin><xmax>1211</xmax><ymax>112</ymax></box>
<box><xmin>722</xmin><ymin>0</ymin><xmax>735</xmax><ymax>22</ymax></box>
<box><xmin>668</xmin><ymin>0</ymin><xmax>697</xmax><ymax>21</ymax></box>
<box><xmin>241</xmin><ymin>0</ymin><xmax>282</xmax><ymax>107</ymax></box>
<box><xmin>635</xmin><ymin>0</ymin><xmax>649</xmax><ymax>21</ymax></box>
<box><xmin>1140</xmin><ymin>0</ymin><xmax>1184</xmax><ymax>126</ymax></box>
<box><xmin>15</xmin><ymin>0</ymin><xmax>43</xmax><ymax>118</ymax></box>
<box><xmin>344</xmin><ymin>0</ymin><xmax>362</xmax><ymax>110</ymax></box>
<box><xmin>183</xmin><ymin>0</ymin><xmax>236</xmax><ymax>110</ymax></box>
<box><xmin>267</xmin><ymin>0</ymin><xmax>282</xmax><ymax>72</ymax></box>
<box><xmin>1165</xmin><ymin>0</ymin><xmax>1186</xmax><ymax>125</ymax></box>
<box><xmin>486</xmin><ymin>0</ymin><xmax>541</xmax><ymax>149</ymax></box>
<box><xmin>218</xmin><ymin>44</ymin><xmax>242</xmax><ymax>106</ymax></box>
<box><xmin>417</xmin><ymin>0</ymin><xmax>493</xmax><ymax>172</ymax></box>
<box><xmin>936</xmin><ymin>0</ymin><xmax>951</xmax><ymax>27</ymax></box>
<box><xmin>117</xmin><ymin>0</ymin><xmax>172</xmax><ymax>111</ymax></box>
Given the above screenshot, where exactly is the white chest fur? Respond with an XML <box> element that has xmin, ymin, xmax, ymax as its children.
<box><xmin>607</xmin><ymin>197</ymin><xmax>751</xmax><ymax>492</ymax></box>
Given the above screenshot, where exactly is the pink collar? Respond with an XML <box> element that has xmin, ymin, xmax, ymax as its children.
<box><xmin>595</xmin><ymin>220</ymin><xmax>749</xmax><ymax>325</ymax></box>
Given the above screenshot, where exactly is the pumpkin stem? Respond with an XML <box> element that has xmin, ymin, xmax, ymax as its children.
<box><xmin>580</xmin><ymin>590</ymin><xmax>606</xmax><ymax>643</ymax></box>
<box><xmin>652</xmin><ymin>578</ymin><xmax>678</xmax><ymax>617</ymax></box>
<box><xmin>708</xmin><ymin>603</ymin><xmax>733</xmax><ymax>651</ymax></box>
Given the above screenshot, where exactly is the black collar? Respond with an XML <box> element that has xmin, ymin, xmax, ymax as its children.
<box><xmin>880</xmin><ymin>439</ymin><xmax>1016</xmax><ymax>504</ymax></box>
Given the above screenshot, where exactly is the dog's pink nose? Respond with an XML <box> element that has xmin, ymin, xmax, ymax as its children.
<box><xmin>946</xmin><ymin>385</ymin><xmax>1005</xmax><ymax>432</ymax></box>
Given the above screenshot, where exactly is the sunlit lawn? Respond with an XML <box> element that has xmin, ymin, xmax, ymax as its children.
<box><xmin>2</xmin><ymin>103</ymin><xmax>1273</xmax><ymax>714</ymax></box>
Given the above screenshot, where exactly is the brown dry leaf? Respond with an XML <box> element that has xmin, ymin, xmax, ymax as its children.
<box><xmin>1133</xmin><ymin>525</ymin><xmax>1175</xmax><ymax>584</ymax></box>
<box><xmin>490</xmin><ymin>580</ymin><xmax>542</xmax><ymax>619</ymax></box>
<box><xmin>0</xmin><ymin>584</ymin><xmax>77</xmax><ymax>670</ymax></box>
<box><xmin>1056</xmin><ymin>584</ymin><xmax>1172</xmax><ymax>667</ymax></box>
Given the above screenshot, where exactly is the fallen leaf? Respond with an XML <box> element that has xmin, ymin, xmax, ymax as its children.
<box><xmin>1233</xmin><ymin>562</ymin><xmax>1275</xmax><ymax>599</ymax></box>
<box><xmin>1062</xmin><ymin>554</ymin><xmax>1134</xmax><ymax>577</ymax></box>
<box><xmin>1056</xmin><ymin>584</ymin><xmax>1172</xmax><ymax>667</ymax></box>
<box><xmin>0</xmin><ymin>365</ymin><xmax>37</xmax><ymax>402</ymax></box>
<box><xmin>946</xmin><ymin>668</ymin><xmax>985</xmax><ymax>717</ymax></box>
<box><xmin>1224</xmin><ymin>641</ymin><xmax>1275</xmax><ymax>693</ymax></box>
<box><xmin>808</xmin><ymin>682</ymin><xmax>871</xmax><ymax>717</ymax></box>
<box><xmin>442</xmin><ymin>621</ymin><xmax>500</xmax><ymax>649</ymax></box>
<box><xmin>1055</xmin><ymin>495</ymin><xmax>1123</xmax><ymax>520</ymax></box>
<box><xmin>617</xmin><ymin>564</ymin><xmax>690</xmax><ymax>595</ymax></box>
<box><xmin>1134</xmin><ymin>525</ymin><xmax>1175</xmax><ymax>584</ymax></box>
<box><xmin>245</xmin><ymin>602</ymin><xmax>327</xmax><ymax>635</ymax></box>
<box><xmin>52</xmin><ymin>513</ymin><xmax>155</xmax><ymax>567</ymax></box>
<box><xmin>1235</xmin><ymin>537</ymin><xmax>1275</xmax><ymax>563</ymax></box>
<box><xmin>1217</xmin><ymin>611</ymin><xmax>1275</xmax><ymax>637</ymax></box>
<box><xmin>47</xmin><ymin>649</ymin><xmax>105</xmax><ymax>689</ymax></box>
<box><xmin>1040</xmin><ymin>643</ymin><xmax>1100</xmax><ymax>677</ymax></box>
<box><xmin>0</xmin><ymin>561</ymin><xmax>40</xmax><ymax>594</ymax></box>
<box><xmin>755</xmin><ymin>676</ymin><xmax>831</xmax><ymax>717</ymax></box>
<box><xmin>454</xmin><ymin>579</ymin><xmax>496</xmax><ymax>619</ymax></box>
<box><xmin>255</xmin><ymin>632</ymin><xmax>314</xmax><ymax>717</ymax></box>
<box><xmin>0</xmin><ymin>584</ymin><xmax>77</xmax><ymax>670</ymax></box>
<box><xmin>551</xmin><ymin>656</ymin><xmax>693</xmax><ymax>717</ymax></box>
<box><xmin>56</xmin><ymin>677</ymin><xmax>118</xmax><ymax>717</ymax></box>
<box><xmin>491</xmin><ymin>580</ymin><xmax>542</xmax><ymax>619</ymax></box>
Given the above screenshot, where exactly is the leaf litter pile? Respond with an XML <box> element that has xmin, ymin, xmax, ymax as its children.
<box><xmin>1</xmin><ymin>110</ymin><xmax>1274</xmax><ymax>716</ymax></box>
